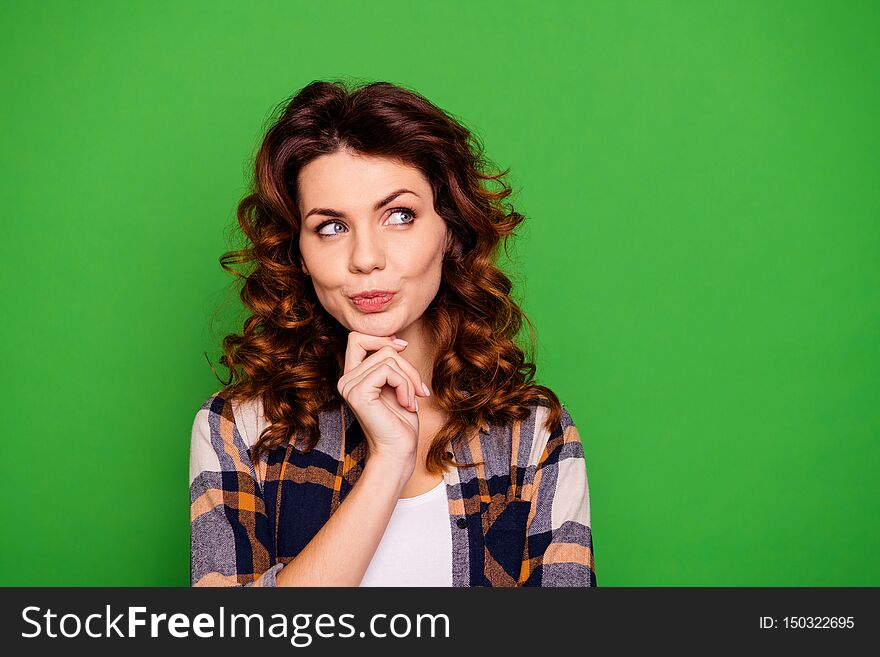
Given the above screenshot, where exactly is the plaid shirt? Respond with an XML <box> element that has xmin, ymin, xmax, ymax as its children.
<box><xmin>190</xmin><ymin>389</ymin><xmax>596</xmax><ymax>587</ymax></box>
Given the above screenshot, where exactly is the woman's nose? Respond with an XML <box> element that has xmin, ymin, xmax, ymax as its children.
<box><xmin>349</xmin><ymin>227</ymin><xmax>386</xmax><ymax>272</ymax></box>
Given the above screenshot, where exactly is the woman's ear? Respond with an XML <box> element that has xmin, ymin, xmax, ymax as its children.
<box><xmin>300</xmin><ymin>258</ymin><xmax>310</xmax><ymax>276</ymax></box>
<box><xmin>444</xmin><ymin>227</ymin><xmax>463</xmax><ymax>259</ymax></box>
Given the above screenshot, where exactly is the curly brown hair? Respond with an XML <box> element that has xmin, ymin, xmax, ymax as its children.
<box><xmin>208</xmin><ymin>78</ymin><xmax>563</xmax><ymax>475</ymax></box>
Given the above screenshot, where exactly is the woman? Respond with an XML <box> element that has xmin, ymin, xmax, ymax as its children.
<box><xmin>189</xmin><ymin>79</ymin><xmax>596</xmax><ymax>587</ymax></box>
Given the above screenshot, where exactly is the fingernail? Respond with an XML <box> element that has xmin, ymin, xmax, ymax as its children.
<box><xmin>415</xmin><ymin>398</ymin><xmax>419</xmax><ymax>411</ymax></box>
<box><xmin>422</xmin><ymin>383</ymin><xmax>430</xmax><ymax>396</ymax></box>
<box><xmin>393</xmin><ymin>339</ymin><xmax>408</xmax><ymax>347</ymax></box>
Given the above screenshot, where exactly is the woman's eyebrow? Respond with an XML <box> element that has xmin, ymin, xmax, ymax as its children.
<box><xmin>304</xmin><ymin>188</ymin><xmax>419</xmax><ymax>220</ymax></box>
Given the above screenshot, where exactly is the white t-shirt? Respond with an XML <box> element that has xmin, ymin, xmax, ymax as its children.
<box><xmin>358</xmin><ymin>479</ymin><xmax>453</xmax><ymax>587</ymax></box>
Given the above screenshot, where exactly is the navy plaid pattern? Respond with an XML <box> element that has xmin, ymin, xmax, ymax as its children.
<box><xmin>190</xmin><ymin>390</ymin><xmax>596</xmax><ymax>586</ymax></box>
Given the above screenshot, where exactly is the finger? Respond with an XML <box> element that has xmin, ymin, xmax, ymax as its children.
<box><xmin>344</xmin><ymin>345</ymin><xmax>427</xmax><ymax>402</ymax></box>
<box><xmin>377</xmin><ymin>344</ymin><xmax>430</xmax><ymax>398</ymax></box>
<box><xmin>338</xmin><ymin>343</ymin><xmax>407</xmax><ymax>398</ymax></box>
<box><xmin>344</xmin><ymin>331</ymin><xmax>407</xmax><ymax>375</ymax></box>
<box><xmin>342</xmin><ymin>358</ymin><xmax>416</xmax><ymax>412</ymax></box>
<box><xmin>342</xmin><ymin>360</ymin><xmax>417</xmax><ymax>412</ymax></box>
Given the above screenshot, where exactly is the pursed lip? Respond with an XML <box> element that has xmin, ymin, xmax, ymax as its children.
<box><xmin>349</xmin><ymin>289</ymin><xmax>396</xmax><ymax>300</ymax></box>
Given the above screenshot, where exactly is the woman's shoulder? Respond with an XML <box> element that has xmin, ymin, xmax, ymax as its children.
<box><xmin>529</xmin><ymin>391</ymin><xmax>576</xmax><ymax>415</ymax></box>
<box><xmin>189</xmin><ymin>389</ymin><xmax>273</xmax><ymax>486</ymax></box>
<box><xmin>192</xmin><ymin>389</ymin><xmax>269</xmax><ymax>450</ymax></box>
<box><xmin>463</xmin><ymin>396</ymin><xmax>579</xmax><ymax>473</ymax></box>
<box><xmin>193</xmin><ymin>391</ymin><xmax>349</xmax><ymax>462</ymax></box>
<box><xmin>521</xmin><ymin>394</ymin><xmax>578</xmax><ymax>431</ymax></box>
<box><xmin>515</xmin><ymin>397</ymin><xmax>580</xmax><ymax>469</ymax></box>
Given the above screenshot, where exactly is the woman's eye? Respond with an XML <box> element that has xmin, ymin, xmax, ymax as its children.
<box><xmin>315</xmin><ymin>208</ymin><xmax>414</xmax><ymax>238</ymax></box>
<box><xmin>317</xmin><ymin>221</ymin><xmax>346</xmax><ymax>237</ymax></box>
<box><xmin>387</xmin><ymin>208</ymin><xmax>416</xmax><ymax>225</ymax></box>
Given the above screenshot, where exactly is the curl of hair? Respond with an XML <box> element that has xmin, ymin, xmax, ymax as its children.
<box><xmin>207</xmin><ymin>78</ymin><xmax>563</xmax><ymax>475</ymax></box>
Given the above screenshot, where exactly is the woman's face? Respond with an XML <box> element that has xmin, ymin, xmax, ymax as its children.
<box><xmin>297</xmin><ymin>150</ymin><xmax>448</xmax><ymax>338</ymax></box>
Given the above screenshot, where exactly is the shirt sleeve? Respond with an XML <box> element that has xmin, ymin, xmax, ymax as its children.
<box><xmin>520</xmin><ymin>405</ymin><xmax>596</xmax><ymax>586</ymax></box>
<box><xmin>189</xmin><ymin>394</ymin><xmax>284</xmax><ymax>587</ymax></box>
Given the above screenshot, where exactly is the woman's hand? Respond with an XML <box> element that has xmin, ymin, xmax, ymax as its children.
<box><xmin>337</xmin><ymin>331</ymin><xmax>431</xmax><ymax>468</ymax></box>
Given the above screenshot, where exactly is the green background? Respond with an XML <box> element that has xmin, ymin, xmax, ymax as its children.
<box><xmin>1</xmin><ymin>0</ymin><xmax>877</xmax><ymax>586</ymax></box>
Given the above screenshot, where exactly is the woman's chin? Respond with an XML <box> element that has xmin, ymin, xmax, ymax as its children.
<box><xmin>346</xmin><ymin>312</ymin><xmax>405</xmax><ymax>337</ymax></box>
